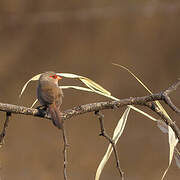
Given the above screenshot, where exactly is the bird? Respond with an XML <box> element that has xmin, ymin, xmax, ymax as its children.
<box><xmin>37</xmin><ymin>71</ymin><xmax>63</xmax><ymax>129</ymax></box>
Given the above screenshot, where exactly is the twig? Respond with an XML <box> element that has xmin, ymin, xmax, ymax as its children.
<box><xmin>0</xmin><ymin>112</ymin><xmax>11</xmax><ymax>145</ymax></box>
<box><xmin>145</xmin><ymin>102</ymin><xmax>180</xmax><ymax>140</ymax></box>
<box><xmin>95</xmin><ymin>111</ymin><xmax>124</xmax><ymax>180</ymax></box>
<box><xmin>163</xmin><ymin>95</ymin><xmax>180</xmax><ymax>113</ymax></box>
<box><xmin>61</xmin><ymin>125</ymin><xmax>68</xmax><ymax>180</ymax></box>
<box><xmin>161</xmin><ymin>79</ymin><xmax>180</xmax><ymax>113</ymax></box>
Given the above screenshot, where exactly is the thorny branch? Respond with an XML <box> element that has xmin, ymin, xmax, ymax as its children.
<box><xmin>95</xmin><ymin>111</ymin><xmax>124</xmax><ymax>180</ymax></box>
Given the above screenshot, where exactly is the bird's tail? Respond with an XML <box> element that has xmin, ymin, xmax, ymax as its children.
<box><xmin>48</xmin><ymin>103</ymin><xmax>63</xmax><ymax>129</ymax></box>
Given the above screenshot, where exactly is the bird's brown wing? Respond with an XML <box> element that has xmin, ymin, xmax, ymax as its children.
<box><xmin>38</xmin><ymin>86</ymin><xmax>55</xmax><ymax>105</ymax></box>
<box><xmin>55</xmin><ymin>88</ymin><xmax>63</xmax><ymax>108</ymax></box>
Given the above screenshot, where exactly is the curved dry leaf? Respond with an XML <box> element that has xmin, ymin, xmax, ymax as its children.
<box><xmin>161</xmin><ymin>126</ymin><xmax>178</xmax><ymax>180</ymax></box>
<box><xmin>19</xmin><ymin>73</ymin><xmax>42</xmax><ymax>98</ymax></box>
<box><xmin>112</xmin><ymin>63</ymin><xmax>171</xmax><ymax>119</ymax></box>
<box><xmin>112</xmin><ymin>63</ymin><xmax>152</xmax><ymax>94</ymax></box>
<box><xmin>30</xmin><ymin>99</ymin><xmax>38</xmax><ymax>108</ymax></box>
<box><xmin>56</xmin><ymin>73</ymin><xmax>81</xmax><ymax>79</ymax></box>
<box><xmin>80</xmin><ymin>77</ymin><xmax>111</xmax><ymax>96</ymax></box>
<box><xmin>129</xmin><ymin>105</ymin><xmax>157</xmax><ymax>121</ymax></box>
<box><xmin>61</xmin><ymin>86</ymin><xmax>93</xmax><ymax>92</ymax></box>
<box><xmin>57</xmin><ymin>73</ymin><xmax>111</xmax><ymax>96</ymax></box>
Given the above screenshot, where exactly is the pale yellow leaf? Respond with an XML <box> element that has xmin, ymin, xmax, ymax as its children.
<box><xmin>19</xmin><ymin>73</ymin><xmax>42</xmax><ymax>98</ymax></box>
<box><xmin>112</xmin><ymin>63</ymin><xmax>152</xmax><ymax>94</ymax></box>
<box><xmin>30</xmin><ymin>99</ymin><xmax>38</xmax><ymax>108</ymax></box>
<box><xmin>80</xmin><ymin>77</ymin><xmax>111</xmax><ymax>96</ymax></box>
<box><xmin>112</xmin><ymin>63</ymin><xmax>171</xmax><ymax>119</ymax></box>
<box><xmin>57</xmin><ymin>73</ymin><xmax>111</xmax><ymax>96</ymax></box>
<box><xmin>129</xmin><ymin>105</ymin><xmax>157</xmax><ymax>121</ymax></box>
<box><xmin>61</xmin><ymin>86</ymin><xmax>93</xmax><ymax>92</ymax></box>
<box><xmin>61</xmin><ymin>86</ymin><xmax>118</xmax><ymax>100</ymax></box>
<box><xmin>161</xmin><ymin>126</ymin><xmax>178</xmax><ymax>180</ymax></box>
<box><xmin>56</xmin><ymin>73</ymin><xmax>81</xmax><ymax>78</ymax></box>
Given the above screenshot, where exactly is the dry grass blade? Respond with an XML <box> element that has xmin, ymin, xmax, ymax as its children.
<box><xmin>161</xmin><ymin>126</ymin><xmax>178</xmax><ymax>180</ymax></box>
<box><xmin>80</xmin><ymin>77</ymin><xmax>111</xmax><ymax>96</ymax></box>
<box><xmin>129</xmin><ymin>105</ymin><xmax>157</xmax><ymax>121</ymax></box>
<box><xmin>112</xmin><ymin>63</ymin><xmax>152</xmax><ymax>94</ymax></box>
<box><xmin>19</xmin><ymin>74</ymin><xmax>42</xmax><ymax>98</ymax></box>
<box><xmin>30</xmin><ymin>99</ymin><xmax>38</xmax><ymax>108</ymax></box>
<box><xmin>112</xmin><ymin>63</ymin><xmax>171</xmax><ymax>119</ymax></box>
<box><xmin>56</xmin><ymin>73</ymin><xmax>81</xmax><ymax>78</ymax></box>
<box><xmin>57</xmin><ymin>73</ymin><xmax>111</xmax><ymax>96</ymax></box>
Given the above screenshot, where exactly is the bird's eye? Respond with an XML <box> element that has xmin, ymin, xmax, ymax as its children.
<box><xmin>50</xmin><ymin>75</ymin><xmax>57</xmax><ymax>79</ymax></box>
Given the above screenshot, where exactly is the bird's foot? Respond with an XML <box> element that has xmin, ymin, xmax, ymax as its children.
<box><xmin>36</xmin><ymin>105</ymin><xmax>48</xmax><ymax>111</ymax></box>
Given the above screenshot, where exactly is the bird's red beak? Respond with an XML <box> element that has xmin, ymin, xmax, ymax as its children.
<box><xmin>56</xmin><ymin>75</ymin><xmax>62</xmax><ymax>80</ymax></box>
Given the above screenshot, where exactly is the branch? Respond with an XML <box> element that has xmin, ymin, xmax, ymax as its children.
<box><xmin>61</xmin><ymin>125</ymin><xmax>69</xmax><ymax>180</ymax></box>
<box><xmin>162</xmin><ymin>79</ymin><xmax>180</xmax><ymax>113</ymax></box>
<box><xmin>0</xmin><ymin>112</ymin><xmax>11</xmax><ymax>145</ymax></box>
<box><xmin>0</xmin><ymin>80</ymin><xmax>180</xmax><ymax>139</ymax></box>
<box><xmin>95</xmin><ymin>111</ymin><xmax>124</xmax><ymax>179</ymax></box>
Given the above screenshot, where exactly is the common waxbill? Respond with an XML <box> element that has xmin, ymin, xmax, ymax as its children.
<box><xmin>37</xmin><ymin>72</ymin><xmax>63</xmax><ymax>129</ymax></box>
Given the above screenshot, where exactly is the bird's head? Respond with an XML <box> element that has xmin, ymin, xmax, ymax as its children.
<box><xmin>40</xmin><ymin>71</ymin><xmax>62</xmax><ymax>85</ymax></box>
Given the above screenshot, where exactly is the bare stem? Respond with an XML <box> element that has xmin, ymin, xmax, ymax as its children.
<box><xmin>0</xmin><ymin>112</ymin><xmax>11</xmax><ymax>145</ymax></box>
<box><xmin>162</xmin><ymin>79</ymin><xmax>180</xmax><ymax>113</ymax></box>
<box><xmin>61</xmin><ymin>125</ymin><xmax>68</xmax><ymax>180</ymax></box>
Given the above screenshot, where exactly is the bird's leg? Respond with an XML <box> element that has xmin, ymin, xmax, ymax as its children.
<box><xmin>36</xmin><ymin>105</ymin><xmax>49</xmax><ymax>117</ymax></box>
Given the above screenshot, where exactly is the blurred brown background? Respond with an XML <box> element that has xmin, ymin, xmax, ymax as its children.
<box><xmin>0</xmin><ymin>0</ymin><xmax>180</xmax><ymax>180</ymax></box>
